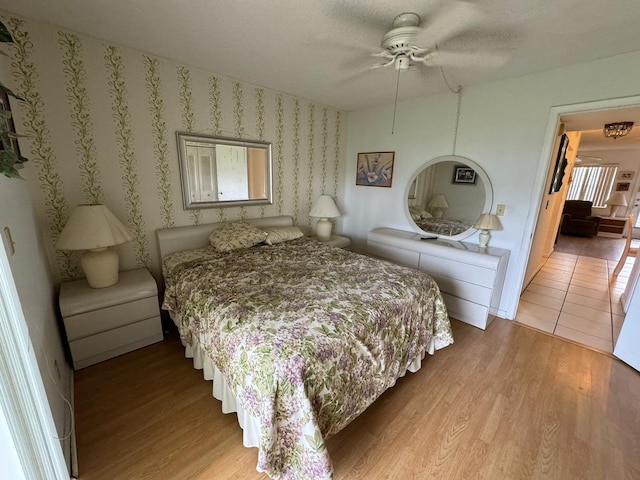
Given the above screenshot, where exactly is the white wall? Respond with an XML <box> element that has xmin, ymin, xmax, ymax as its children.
<box><xmin>0</xmin><ymin>174</ymin><xmax>72</xmax><ymax>469</ymax></box>
<box><xmin>344</xmin><ymin>50</ymin><xmax>640</xmax><ymax>319</ymax></box>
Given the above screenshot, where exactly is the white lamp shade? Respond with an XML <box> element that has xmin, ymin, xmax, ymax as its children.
<box><xmin>606</xmin><ymin>192</ymin><xmax>628</xmax><ymax>207</ymax></box>
<box><xmin>428</xmin><ymin>194</ymin><xmax>449</xmax><ymax>209</ymax></box>
<box><xmin>309</xmin><ymin>195</ymin><xmax>341</xmax><ymax>218</ymax></box>
<box><xmin>57</xmin><ymin>204</ymin><xmax>133</xmax><ymax>250</ymax></box>
<box><xmin>473</xmin><ymin>214</ymin><xmax>503</xmax><ymax>231</ymax></box>
<box><xmin>57</xmin><ymin>204</ymin><xmax>132</xmax><ymax>288</ymax></box>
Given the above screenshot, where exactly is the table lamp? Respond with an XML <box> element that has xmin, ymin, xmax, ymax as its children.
<box><xmin>309</xmin><ymin>195</ymin><xmax>341</xmax><ymax>241</ymax></box>
<box><xmin>605</xmin><ymin>192</ymin><xmax>628</xmax><ymax>217</ymax></box>
<box><xmin>429</xmin><ymin>194</ymin><xmax>449</xmax><ymax>219</ymax></box>
<box><xmin>57</xmin><ymin>204</ymin><xmax>133</xmax><ymax>288</ymax></box>
<box><xmin>473</xmin><ymin>213</ymin><xmax>502</xmax><ymax>248</ymax></box>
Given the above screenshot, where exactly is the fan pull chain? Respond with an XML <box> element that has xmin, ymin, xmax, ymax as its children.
<box><xmin>391</xmin><ymin>67</ymin><xmax>401</xmax><ymax>135</ymax></box>
<box><xmin>438</xmin><ymin>65</ymin><xmax>463</xmax><ymax>154</ymax></box>
<box><xmin>452</xmin><ymin>86</ymin><xmax>462</xmax><ymax>155</ymax></box>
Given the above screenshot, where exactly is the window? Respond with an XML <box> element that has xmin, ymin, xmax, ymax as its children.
<box><xmin>566</xmin><ymin>165</ymin><xmax>618</xmax><ymax>207</ymax></box>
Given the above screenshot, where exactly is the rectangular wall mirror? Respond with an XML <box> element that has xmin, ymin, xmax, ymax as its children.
<box><xmin>176</xmin><ymin>132</ymin><xmax>273</xmax><ymax>209</ymax></box>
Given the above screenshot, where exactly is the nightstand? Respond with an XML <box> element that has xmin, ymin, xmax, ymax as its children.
<box><xmin>313</xmin><ymin>234</ymin><xmax>351</xmax><ymax>249</ymax></box>
<box><xmin>598</xmin><ymin>216</ymin><xmax>627</xmax><ymax>238</ymax></box>
<box><xmin>59</xmin><ymin>268</ymin><xmax>163</xmax><ymax>370</ymax></box>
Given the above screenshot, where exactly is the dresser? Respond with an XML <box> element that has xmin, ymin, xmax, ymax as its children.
<box><xmin>59</xmin><ymin>268</ymin><xmax>163</xmax><ymax>369</ymax></box>
<box><xmin>367</xmin><ymin>228</ymin><xmax>510</xmax><ymax>330</ymax></box>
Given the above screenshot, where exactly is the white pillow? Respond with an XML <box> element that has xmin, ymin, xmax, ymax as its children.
<box><xmin>208</xmin><ymin>222</ymin><xmax>267</xmax><ymax>252</ymax></box>
<box><xmin>262</xmin><ymin>226</ymin><xmax>304</xmax><ymax>245</ymax></box>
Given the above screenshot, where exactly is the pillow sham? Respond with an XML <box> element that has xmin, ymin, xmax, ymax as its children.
<box><xmin>409</xmin><ymin>207</ymin><xmax>433</xmax><ymax>221</ymax></box>
<box><xmin>208</xmin><ymin>222</ymin><xmax>267</xmax><ymax>252</ymax></box>
<box><xmin>262</xmin><ymin>226</ymin><xmax>304</xmax><ymax>245</ymax></box>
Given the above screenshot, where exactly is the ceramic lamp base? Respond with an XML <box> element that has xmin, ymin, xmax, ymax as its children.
<box><xmin>80</xmin><ymin>247</ymin><xmax>119</xmax><ymax>288</ymax></box>
<box><xmin>478</xmin><ymin>230</ymin><xmax>491</xmax><ymax>248</ymax></box>
<box><xmin>315</xmin><ymin>218</ymin><xmax>332</xmax><ymax>242</ymax></box>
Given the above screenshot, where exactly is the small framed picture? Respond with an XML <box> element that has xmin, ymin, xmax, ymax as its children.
<box><xmin>453</xmin><ymin>165</ymin><xmax>477</xmax><ymax>184</ymax></box>
<box><xmin>616</xmin><ymin>182</ymin><xmax>631</xmax><ymax>192</ymax></box>
<box><xmin>356</xmin><ymin>151</ymin><xmax>394</xmax><ymax>188</ymax></box>
<box><xmin>620</xmin><ymin>171</ymin><xmax>634</xmax><ymax>180</ymax></box>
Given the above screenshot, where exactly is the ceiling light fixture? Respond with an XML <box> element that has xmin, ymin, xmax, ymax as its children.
<box><xmin>603</xmin><ymin>122</ymin><xmax>633</xmax><ymax>139</ymax></box>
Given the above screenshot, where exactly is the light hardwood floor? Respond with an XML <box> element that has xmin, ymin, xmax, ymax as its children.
<box><xmin>75</xmin><ymin>319</ymin><xmax>640</xmax><ymax>479</ymax></box>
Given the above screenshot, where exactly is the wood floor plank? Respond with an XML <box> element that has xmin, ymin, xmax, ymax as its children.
<box><xmin>74</xmin><ymin>318</ymin><xmax>640</xmax><ymax>479</ymax></box>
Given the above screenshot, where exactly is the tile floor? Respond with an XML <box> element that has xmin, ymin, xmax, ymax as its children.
<box><xmin>515</xmin><ymin>251</ymin><xmax>635</xmax><ymax>354</ymax></box>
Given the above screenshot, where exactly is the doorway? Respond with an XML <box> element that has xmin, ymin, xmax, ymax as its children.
<box><xmin>517</xmin><ymin>101</ymin><xmax>640</xmax><ymax>354</ymax></box>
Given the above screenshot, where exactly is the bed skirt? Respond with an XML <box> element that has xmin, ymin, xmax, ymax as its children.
<box><xmin>179</xmin><ymin>333</ymin><xmax>433</xmax><ymax>450</ymax></box>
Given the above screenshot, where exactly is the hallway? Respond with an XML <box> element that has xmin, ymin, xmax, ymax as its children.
<box><xmin>515</xmin><ymin>251</ymin><xmax>633</xmax><ymax>354</ymax></box>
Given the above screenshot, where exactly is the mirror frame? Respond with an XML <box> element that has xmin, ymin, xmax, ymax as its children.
<box><xmin>176</xmin><ymin>131</ymin><xmax>273</xmax><ymax>209</ymax></box>
<box><xmin>403</xmin><ymin>155</ymin><xmax>494</xmax><ymax>241</ymax></box>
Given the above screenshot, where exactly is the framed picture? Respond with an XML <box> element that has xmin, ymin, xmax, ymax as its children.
<box><xmin>616</xmin><ymin>182</ymin><xmax>631</xmax><ymax>192</ymax></box>
<box><xmin>619</xmin><ymin>171</ymin><xmax>634</xmax><ymax>180</ymax></box>
<box><xmin>408</xmin><ymin>177</ymin><xmax>418</xmax><ymax>199</ymax></box>
<box><xmin>356</xmin><ymin>151</ymin><xmax>394</xmax><ymax>187</ymax></box>
<box><xmin>549</xmin><ymin>133</ymin><xmax>569</xmax><ymax>194</ymax></box>
<box><xmin>453</xmin><ymin>166</ymin><xmax>477</xmax><ymax>184</ymax></box>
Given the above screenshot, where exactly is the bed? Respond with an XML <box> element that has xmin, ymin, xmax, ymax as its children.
<box><xmin>157</xmin><ymin>216</ymin><xmax>453</xmax><ymax>479</ymax></box>
<box><xmin>408</xmin><ymin>207</ymin><xmax>472</xmax><ymax>236</ymax></box>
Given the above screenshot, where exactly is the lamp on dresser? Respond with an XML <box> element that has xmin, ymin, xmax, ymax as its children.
<box><xmin>473</xmin><ymin>213</ymin><xmax>502</xmax><ymax>248</ymax></box>
<box><xmin>309</xmin><ymin>195</ymin><xmax>341</xmax><ymax>241</ymax></box>
<box><xmin>57</xmin><ymin>204</ymin><xmax>133</xmax><ymax>288</ymax></box>
<box><xmin>605</xmin><ymin>192</ymin><xmax>628</xmax><ymax>217</ymax></box>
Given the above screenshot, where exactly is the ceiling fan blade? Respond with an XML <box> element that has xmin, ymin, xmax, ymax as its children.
<box><xmin>427</xmin><ymin>49</ymin><xmax>509</xmax><ymax>68</ymax></box>
<box><xmin>416</xmin><ymin>2</ymin><xmax>485</xmax><ymax>46</ymax></box>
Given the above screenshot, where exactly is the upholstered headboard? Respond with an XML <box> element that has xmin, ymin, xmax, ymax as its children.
<box><xmin>156</xmin><ymin>215</ymin><xmax>294</xmax><ymax>261</ymax></box>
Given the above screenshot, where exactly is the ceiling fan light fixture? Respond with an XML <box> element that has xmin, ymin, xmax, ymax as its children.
<box><xmin>394</xmin><ymin>55</ymin><xmax>411</xmax><ymax>71</ymax></box>
<box><xmin>603</xmin><ymin>122</ymin><xmax>633</xmax><ymax>139</ymax></box>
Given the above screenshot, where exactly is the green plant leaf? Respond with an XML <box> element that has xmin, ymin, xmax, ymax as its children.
<box><xmin>0</xmin><ymin>81</ymin><xmax>25</xmax><ymax>101</ymax></box>
<box><xmin>0</xmin><ymin>21</ymin><xmax>13</xmax><ymax>43</ymax></box>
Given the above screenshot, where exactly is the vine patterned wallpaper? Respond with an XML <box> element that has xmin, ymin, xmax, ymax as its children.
<box><xmin>3</xmin><ymin>13</ymin><xmax>346</xmax><ymax>282</ymax></box>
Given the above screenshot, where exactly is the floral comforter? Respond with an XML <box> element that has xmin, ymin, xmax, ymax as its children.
<box><xmin>162</xmin><ymin>237</ymin><xmax>453</xmax><ymax>479</ymax></box>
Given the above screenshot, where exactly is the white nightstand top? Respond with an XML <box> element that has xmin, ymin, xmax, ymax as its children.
<box><xmin>313</xmin><ymin>234</ymin><xmax>351</xmax><ymax>249</ymax></box>
<box><xmin>59</xmin><ymin>268</ymin><xmax>157</xmax><ymax>317</ymax></box>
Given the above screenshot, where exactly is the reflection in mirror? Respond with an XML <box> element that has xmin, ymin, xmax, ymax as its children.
<box><xmin>176</xmin><ymin>132</ymin><xmax>272</xmax><ymax>209</ymax></box>
<box><xmin>405</xmin><ymin>155</ymin><xmax>493</xmax><ymax>240</ymax></box>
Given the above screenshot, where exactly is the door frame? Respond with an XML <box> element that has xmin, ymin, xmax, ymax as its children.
<box><xmin>0</xmin><ymin>239</ymin><xmax>70</xmax><ymax>479</ymax></box>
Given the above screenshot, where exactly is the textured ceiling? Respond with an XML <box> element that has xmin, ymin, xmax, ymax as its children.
<box><xmin>2</xmin><ymin>0</ymin><xmax>640</xmax><ymax>113</ymax></box>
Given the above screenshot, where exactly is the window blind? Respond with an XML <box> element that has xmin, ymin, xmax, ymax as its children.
<box><xmin>566</xmin><ymin>165</ymin><xmax>618</xmax><ymax>207</ymax></box>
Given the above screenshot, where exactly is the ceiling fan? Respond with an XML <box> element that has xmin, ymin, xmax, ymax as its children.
<box><xmin>368</xmin><ymin>3</ymin><xmax>508</xmax><ymax>73</ymax></box>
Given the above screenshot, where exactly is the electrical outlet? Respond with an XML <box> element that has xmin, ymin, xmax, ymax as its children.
<box><xmin>496</xmin><ymin>204</ymin><xmax>506</xmax><ymax>216</ymax></box>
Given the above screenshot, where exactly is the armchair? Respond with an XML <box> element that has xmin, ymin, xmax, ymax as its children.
<box><xmin>560</xmin><ymin>200</ymin><xmax>601</xmax><ymax>237</ymax></box>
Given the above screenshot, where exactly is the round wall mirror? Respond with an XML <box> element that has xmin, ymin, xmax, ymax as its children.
<box><xmin>404</xmin><ymin>155</ymin><xmax>493</xmax><ymax>240</ymax></box>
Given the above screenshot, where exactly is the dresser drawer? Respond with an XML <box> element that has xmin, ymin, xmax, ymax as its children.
<box><xmin>441</xmin><ymin>293</ymin><xmax>490</xmax><ymax>329</ymax></box>
<box><xmin>429</xmin><ymin>272</ymin><xmax>492</xmax><ymax>306</ymax></box>
<box><xmin>69</xmin><ymin>316</ymin><xmax>163</xmax><ymax>369</ymax></box>
<box><xmin>368</xmin><ymin>241</ymin><xmax>420</xmax><ymax>268</ymax></box>
<box><xmin>64</xmin><ymin>296</ymin><xmax>159</xmax><ymax>341</ymax></box>
<box><xmin>419</xmin><ymin>254</ymin><xmax>497</xmax><ymax>288</ymax></box>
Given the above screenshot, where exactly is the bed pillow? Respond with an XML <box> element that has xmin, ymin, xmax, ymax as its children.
<box><xmin>262</xmin><ymin>226</ymin><xmax>304</xmax><ymax>245</ymax></box>
<box><xmin>409</xmin><ymin>207</ymin><xmax>432</xmax><ymax>221</ymax></box>
<box><xmin>208</xmin><ymin>222</ymin><xmax>267</xmax><ymax>252</ymax></box>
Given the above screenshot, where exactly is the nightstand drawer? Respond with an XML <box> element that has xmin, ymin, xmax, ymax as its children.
<box><xmin>69</xmin><ymin>316</ymin><xmax>163</xmax><ymax>369</ymax></box>
<box><xmin>64</xmin><ymin>296</ymin><xmax>159</xmax><ymax>341</ymax></box>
